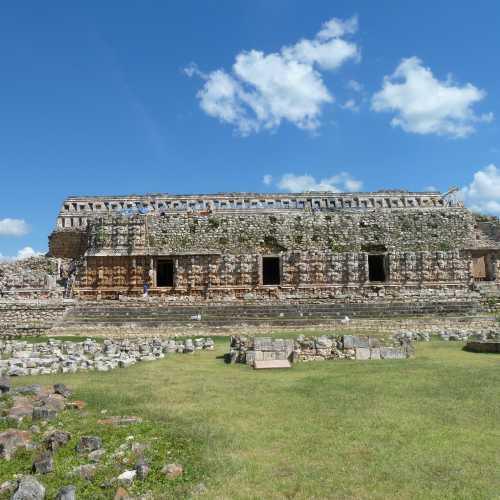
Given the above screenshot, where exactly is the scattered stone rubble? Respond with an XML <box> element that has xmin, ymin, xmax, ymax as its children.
<box><xmin>393</xmin><ymin>329</ymin><xmax>500</xmax><ymax>342</ymax></box>
<box><xmin>227</xmin><ymin>335</ymin><xmax>414</xmax><ymax>366</ymax></box>
<box><xmin>0</xmin><ymin>337</ymin><xmax>215</xmax><ymax>377</ymax></box>
<box><xmin>0</xmin><ymin>382</ymin><xmax>187</xmax><ymax>499</ymax></box>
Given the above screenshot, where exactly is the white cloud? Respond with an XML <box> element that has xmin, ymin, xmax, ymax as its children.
<box><xmin>460</xmin><ymin>164</ymin><xmax>500</xmax><ymax>214</ymax></box>
<box><xmin>0</xmin><ymin>246</ymin><xmax>43</xmax><ymax>262</ymax></box>
<box><xmin>276</xmin><ymin>172</ymin><xmax>362</xmax><ymax>192</ymax></box>
<box><xmin>371</xmin><ymin>57</ymin><xmax>492</xmax><ymax>138</ymax></box>
<box><xmin>317</xmin><ymin>15</ymin><xmax>359</xmax><ymax>39</ymax></box>
<box><xmin>262</xmin><ymin>174</ymin><xmax>273</xmax><ymax>186</ymax></box>
<box><xmin>424</xmin><ymin>185</ymin><xmax>438</xmax><ymax>192</ymax></box>
<box><xmin>0</xmin><ymin>218</ymin><xmax>30</xmax><ymax>236</ymax></box>
<box><xmin>188</xmin><ymin>16</ymin><xmax>360</xmax><ymax>135</ymax></box>
<box><xmin>341</xmin><ymin>99</ymin><xmax>360</xmax><ymax>112</ymax></box>
<box><xmin>346</xmin><ymin>79</ymin><xmax>363</xmax><ymax>92</ymax></box>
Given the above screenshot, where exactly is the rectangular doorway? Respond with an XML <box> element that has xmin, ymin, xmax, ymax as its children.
<box><xmin>368</xmin><ymin>254</ymin><xmax>386</xmax><ymax>282</ymax></box>
<box><xmin>472</xmin><ymin>256</ymin><xmax>486</xmax><ymax>280</ymax></box>
<box><xmin>472</xmin><ymin>254</ymin><xmax>494</xmax><ymax>281</ymax></box>
<box><xmin>262</xmin><ymin>256</ymin><xmax>281</xmax><ymax>285</ymax></box>
<box><xmin>157</xmin><ymin>260</ymin><xmax>174</xmax><ymax>287</ymax></box>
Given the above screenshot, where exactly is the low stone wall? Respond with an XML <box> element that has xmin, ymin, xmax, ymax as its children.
<box><xmin>339</xmin><ymin>316</ymin><xmax>500</xmax><ymax>337</ymax></box>
<box><xmin>393</xmin><ymin>329</ymin><xmax>500</xmax><ymax>342</ymax></box>
<box><xmin>0</xmin><ymin>301</ymin><xmax>69</xmax><ymax>337</ymax></box>
<box><xmin>0</xmin><ymin>337</ymin><xmax>214</xmax><ymax>376</ymax></box>
<box><xmin>227</xmin><ymin>335</ymin><xmax>413</xmax><ymax>365</ymax></box>
<box><xmin>0</xmin><ymin>302</ymin><xmax>67</xmax><ymax>323</ymax></box>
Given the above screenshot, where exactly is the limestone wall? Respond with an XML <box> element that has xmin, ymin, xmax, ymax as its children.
<box><xmin>73</xmin><ymin>251</ymin><xmax>473</xmax><ymax>301</ymax></box>
<box><xmin>84</xmin><ymin>208</ymin><xmax>475</xmax><ymax>255</ymax></box>
<box><xmin>0</xmin><ymin>302</ymin><xmax>67</xmax><ymax>336</ymax></box>
<box><xmin>68</xmin><ymin>207</ymin><xmax>480</xmax><ymax>300</ymax></box>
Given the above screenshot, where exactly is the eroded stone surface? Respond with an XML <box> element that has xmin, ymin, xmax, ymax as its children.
<box><xmin>55</xmin><ymin>485</ymin><xmax>76</xmax><ymax>500</ymax></box>
<box><xmin>12</xmin><ymin>476</ymin><xmax>45</xmax><ymax>500</ymax></box>
<box><xmin>44</xmin><ymin>430</ymin><xmax>71</xmax><ymax>452</ymax></box>
<box><xmin>72</xmin><ymin>464</ymin><xmax>97</xmax><ymax>480</ymax></box>
<box><xmin>32</xmin><ymin>452</ymin><xmax>54</xmax><ymax>474</ymax></box>
<box><xmin>0</xmin><ymin>429</ymin><xmax>32</xmax><ymax>460</ymax></box>
<box><xmin>76</xmin><ymin>436</ymin><xmax>102</xmax><ymax>454</ymax></box>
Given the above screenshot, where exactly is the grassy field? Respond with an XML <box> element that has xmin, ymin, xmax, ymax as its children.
<box><xmin>4</xmin><ymin>337</ymin><xmax>500</xmax><ymax>499</ymax></box>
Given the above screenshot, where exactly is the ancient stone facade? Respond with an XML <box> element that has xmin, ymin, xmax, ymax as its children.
<box><xmin>47</xmin><ymin>191</ymin><xmax>500</xmax><ymax>303</ymax></box>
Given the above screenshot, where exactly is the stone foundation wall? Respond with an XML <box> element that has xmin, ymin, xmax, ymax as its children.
<box><xmin>0</xmin><ymin>302</ymin><xmax>68</xmax><ymax>336</ymax></box>
<box><xmin>336</xmin><ymin>315</ymin><xmax>500</xmax><ymax>336</ymax></box>
<box><xmin>227</xmin><ymin>335</ymin><xmax>413</xmax><ymax>365</ymax></box>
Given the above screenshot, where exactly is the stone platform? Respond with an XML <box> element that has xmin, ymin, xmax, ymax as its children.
<box><xmin>56</xmin><ymin>300</ymin><xmax>480</xmax><ymax>332</ymax></box>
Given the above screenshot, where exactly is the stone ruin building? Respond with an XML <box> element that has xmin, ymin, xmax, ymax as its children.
<box><xmin>41</xmin><ymin>190</ymin><xmax>500</xmax><ymax>307</ymax></box>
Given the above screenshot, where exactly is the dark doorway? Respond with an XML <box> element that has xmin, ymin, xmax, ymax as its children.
<box><xmin>157</xmin><ymin>260</ymin><xmax>174</xmax><ymax>287</ymax></box>
<box><xmin>262</xmin><ymin>256</ymin><xmax>281</xmax><ymax>285</ymax></box>
<box><xmin>368</xmin><ymin>254</ymin><xmax>386</xmax><ymax>282</ymax></box>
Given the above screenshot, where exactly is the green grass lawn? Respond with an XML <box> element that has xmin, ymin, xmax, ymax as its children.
<box><xmin>5</xmin><ymin>338</ymin><xmax>500</xmax><ymax>499</ymax></box>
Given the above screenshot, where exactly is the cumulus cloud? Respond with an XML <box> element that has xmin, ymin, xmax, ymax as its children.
<box><xmin>0</xmin><ymin>246</ymin><xmax>43</xmax><ymax>262</ymax></box>
<box><xmin>371</xmin><ymin>57</ymin><xmax>492</xmax><ymax>138</ymax></box>
<box><xmin>187</xmin><ymin>16</ymin><xmax>360</xmax><ymax>135</ymax></box>
<box><xmin>0</xmin><ymin>218</ymin><xmax>30</xmax><ymax>236</ymax></box>
<box><xmin>267</xmin><ymin>172</ymin><xmax>362</xmax><ymax>192</ymax></box>
<box><xmin>459</xmin><ymin>164</ymin><xmax>500</xmax><ymax>214</ymax></box>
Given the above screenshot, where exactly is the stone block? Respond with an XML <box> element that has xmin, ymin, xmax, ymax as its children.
<box><xmin>343</xmin><ymin>335</ymin><xmax>354</xmax><ymax>349</ymax></box>
<box><xmin>254</xmin><ymin>360</ymin><xmax>291</xmax><ymax>369</ymax></box>
<box><xmin>355</xmin><ymin>347</ymin><xmax>370</xmax><ymax>361</ymax></box>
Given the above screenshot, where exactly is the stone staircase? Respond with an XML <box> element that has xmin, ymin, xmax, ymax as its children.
<box><xmin>55</xmin><ymin>299</ymin><xmax>481</xmax><ymax>333</ymax></box>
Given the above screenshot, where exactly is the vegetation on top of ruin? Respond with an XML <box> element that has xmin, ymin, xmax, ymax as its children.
<box><xmin>473</xmin><ymin>212</ymin><xmax>500</xmax><ymax>223</ymax></box>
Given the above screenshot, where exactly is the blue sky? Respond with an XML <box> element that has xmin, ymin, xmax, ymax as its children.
<box><xmin>1</xmin><ymin>1</ymin><xmax>499</xmax><ymax>258</ymax></box>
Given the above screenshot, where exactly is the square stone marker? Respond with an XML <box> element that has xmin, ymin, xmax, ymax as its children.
<box><xmin>253</xmin><ymin>360</ymin><xmax>292</xmax><ymax>369</ymax></box>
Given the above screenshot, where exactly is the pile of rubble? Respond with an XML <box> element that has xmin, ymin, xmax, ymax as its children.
<box><xmin>0</xmin><ymin>337</ymin><xmax>215</xmax><ymax>377</ymax></box>
<box><xmin>227</xmin><ymin>334</ymin><xmax>414</xmax><ymax>366</ymax></box>
<box><xmin>0</xmin><ymin>257</ymin><xmax>61</xmax><ymax>296</ymax></box>
<box><xmin>0</xmin><ymin>381</ymin><xmax>190</xmax><ymax>499</ymax></box>
<box><xmin>393</xmin><ymin>329</ymin><xmax>500</xmax><ymax>342</ymax></box>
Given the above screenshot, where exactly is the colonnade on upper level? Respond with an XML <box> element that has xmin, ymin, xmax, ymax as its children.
<box><xmin>55</xmin><ymin>191</ymin><xmax>457</xmax><ymax>229</ymax></box>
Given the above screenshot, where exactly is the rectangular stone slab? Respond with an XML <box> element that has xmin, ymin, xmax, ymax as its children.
<box><xmin>355</xmin><ymin>347</ymin><xmax>371</xmax><ymax>361</ymax></box>
<box><xmin>254</xmin><ymin>360</ymin><xmax>292</xmax><ymax>369</ymax></box>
